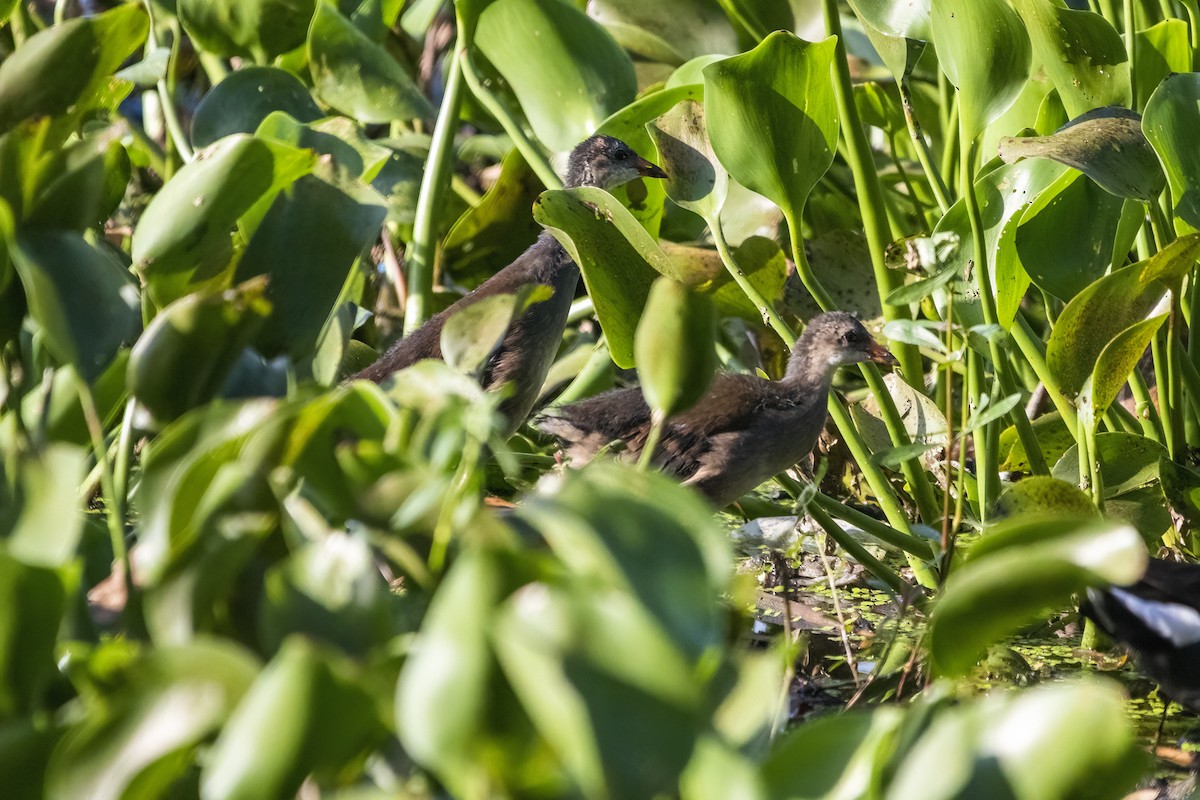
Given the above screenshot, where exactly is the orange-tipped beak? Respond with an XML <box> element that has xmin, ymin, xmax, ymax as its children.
<box><xmin>636</xmin><ymin>156</ymin><xmax>668</xmax><ymax>179</ymax></box>
<box><xmin>868</xmin><ymin>339</ymin><xmax>899</xmax><ymax>367</ymax></box>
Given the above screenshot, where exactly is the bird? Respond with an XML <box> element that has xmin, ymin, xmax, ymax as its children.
<box><xmin>536</xmin><ymin>312</ymin><xmax>898</xmax><ymax>508</ymax></box>
<box><xmin>1082</xmin><ymin>557</ymin><xmax>1200</xmax><ymax>712</ymax></box>
<box><xmin>350</xmin><ymin>135</ymin><xmax>667</xmax><ymax>436</ymax></box>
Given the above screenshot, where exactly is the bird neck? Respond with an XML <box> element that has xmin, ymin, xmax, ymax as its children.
<box><xmin>783</xmin><ymin>348</ymin><xmax>837</xmax><ymax>392</ymax></box>
<box><xmin>563</xmin><ymin>164</ymin><xmax>598</xmax><ymax>189</ymax></box>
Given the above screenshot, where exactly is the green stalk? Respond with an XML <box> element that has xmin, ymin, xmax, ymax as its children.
<box><xmin>1129</xmin><ymin>368</ymin><xmax>1165</xmax><ymax>441</ymax></box>
<box><xmin>77</xmin><ymin>374</ymin><xmax>131</xmax><ymax>617</ymax></box>
<box><xmin>1012</xmin><ymin>314</ymin><xmax>1079</xmax><ymax>431</ymax></box>
<box><xmin>886</xmin><ymin>133</ymin><xmax>928</xmax><ymax>223</ymax></box>
<box><xmin>1125</xmin><ymin>0</ymin><xmax>1139</xmax><ymax>109</ymax></box>
<box><xmin>459</xmin><ymin>55</ymin><xmax>560</xmax><ymax>189</ymax></box>
<box><xmin>549</xmin><ymin>339</ymin><xmax>612</xmax><ymax>406</ymax></box>
<box><xmin>822</xmin><ymin>0</ymin><xmax>922</xmax><ymax>380</ymax></box>
<box><xmin>899</xmin><ymin>81</ymin><xmax>951</xmax><ymax>215</ymax></box>
<box><xmin>808</xmin><ymin>499</ymin><xmax>917</xmax><ymax>600</ymax></box>
<box><xmin>809</xmin><ymin>490</ymin><xmax>933</xmax><ymax>559</ymax></box>
<box><xmin>1152</xmin><ymin>331</ymin><xmax>1177</xmax><ymax>457</ymax></box>
<box><xmin>638</xmin><ymin>415</ymin><xmax>665</xmax><ymax>471</ymax></box>
<box><xmin>112</xmin><ymin>399</ymin><xmax>137</xmax><ymax>521</ymax></box>
<box><xmin>967</xmin><ymin>349</ymin><xmax>997</xmax><ymax>524</ymax></box>
<box><xmin>404</xmin><ymin>46</ymin><xmax>466</xmax><ymax>333</ymax></box>
<box><xmin>711</xmin><ymin>217</ymin><xmax>797</xmax><ymax>342</ymax></box>
<box><xmin>144</xmin><ymin>3</ymin><xmax>192</xmax><ymax>163</ymax></box>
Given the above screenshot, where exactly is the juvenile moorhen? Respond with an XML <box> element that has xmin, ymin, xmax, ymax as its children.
<box><xmin>1082</xmin><ymin>558</ymin><xmax>1200</xmax><ymax>712</ymax></box>
<box><xmin>350</xmin><ymin>135</ymin><xmax>667</xmax><ymax>435</ymax></box>
<box><xmin>536</xmin><ymin>312</ymin><xmax>897</xmax><ymax>508</ymax></box>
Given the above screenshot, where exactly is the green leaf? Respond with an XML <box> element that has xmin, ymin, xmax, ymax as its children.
<box><xmin>235</xmin><ymin>172</ymin><xmax>387</xmax><ymax>359</ymax></box>
<box><xmin>965</xmin><ymin>392</ymin><xmax>1022</xmax><ymax>432</ymax></box>
<box><xmin>846</xmin><ymin>0</ymin><xmax>930</xmax><ymax>40</ymax></box>
<box><xmin>993</xmin><ymin>477</ymin><xmax>1099</xmax><ymax>518</ymax></box>
<box><xmin>703</xmin><ymin>33</ymin><xmax>838</xmax><ymax>230</ymax></box>
<box><xmin>46</xmin><ymin>641</ymin><xmax>261</xmax><ymax>799</ymax></box>
<box><xmin>0</xmin><ymin>554</ymin><xmax>67</xmax><ymax>718</ymax></box>
<box><xmin>475</xmin><ymin>0</ymin><xmax>637</xmax><ymax>152</ymax></box>
<box><xmin>307</xmin><ymin>1</ymin><xmax>433</xmax><ymax>123</ymax></box>
<box><xmin>763</xmin><ymin>707</ymin><xmax>904</xmax><ymax>799</ymax></box>
<box><xmin>202</xmin><ymin>638</ymin><xmax>384</xmax><ymax>799</ymax></box>
<box><xmin>635</xmin><ymin>277</ymin><xmax>717</xmax><ymax>419</ymax></box>
<box><xmin>1143</xmin><ymin>72</ymin><xmax>1200</xmax><ymax>234</ymax></box>
<box><xmin>0</xmin><ymin>4</ymin><xmax>148</xmax><ymax>137</ymax></box>
<box><xmin>1134</xmin><ymin>20</ymin><xmax>1191</xmax><ymax>113</ymax></box>
<box><xmin>590</xmin><ymin>0</ymin><xmax>739</xmax><ymax>62</ymax></box>
<box><xmin>192</xmin><ymin>66</ymin><xmax>322</xmax><ymax>149</ymax></box>
<box><xmin>929</xmin><ymin>518</ymin><xmax>1145</xmax><ymax>677</ymax></box>
<box><xmin>931</xmin><ymin>0</ymin><xmax>1031</xmax><ymax>140</ymax></box>
<box><xmin>255</xmin><ymin>112</ymin><xmax>367</xmax><ymax>179</ymax></box>
<box><xmin>999</xmin><ymin>107</ymin><xmax>1164</xmax><ymax>201</ymax></box>
<box><xmin>1088</xmin><ymin>314</ymin><xmax>1169</xmax><ymax>414</ymax></box>
<box><xmin>10</xmin><ymin>230</ymin><xmax>140</xmax><ymax>382</ymax></box>
<box><xmin>1046</xmin><ymin>233</ymin><xmax>1200</xmax><ymax>398</ymax></box>
<box><xmin>1052</xmin><ymin>432</ymin><xmax>1168</xmax><ymax>499</ymax></box>
<box><xmin>439</xmin><ymin>288</ymin><xmax>552</xmax><ymax>376</ymax></box>
<box><xmin>648</xmin><ymin>98</ymin><xmax>727</xmax><ymax>223</ymax></box>
<box><xmin>3</xmin><ymin>444</ymin><xmax>88</xmax><ymax>569</ymax></box>
<box><xmin>26</xmin><ymin>134</ymin><xmax>131</xmax><ymax>231</ymax></box>
<box><xmin>128</xmin><ymin>278</ymin><xmax>272</xmax><ymax>422</ymax></box>
<box><xmin>533</xmin><ymin>186</ymin><xmax>669</xmax><ymax>368</ymax></box>
<box><xmin>179</xmin><ymin>0</ymin><xmax>316</xmax><ymax>60</ymax></box>
<box><xmin>1011</xmin><ymin>0</ymin><xmax>1129</xmax><ymax>118</ymax></box>
<box><xmin>132</xmin><ymin>134</ymin><xmax>316</xmax><ymax>307</ymax></box>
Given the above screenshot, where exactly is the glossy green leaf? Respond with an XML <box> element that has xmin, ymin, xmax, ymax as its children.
<box><xmin>25</xmin><ymin>134</ymin><xmax>130</xmax><ymax>231</ymax></box>
<box><xmin>1012</xmin><ymin>0</ymin><xmax>1129</xmax><ymax>118</ymax></box>
<box><xmin>1143</xmin><ymin>72</ymin><xmax>1200</xmax><ymax>233</ymax></box>
<box><xmin>999</xmin><ymin>108</ymin><xmax>1164</xmax><ymax>201</ymax></box>
<box><xmin>636</xmin><ymin>277</ymin><xmax>717</xmax><ymax>419</ymax></box>
<box><xmin>10</xmin><ymin>230</ymin><xmax>140</xmax><ymax>381</ymax></box>
<box><xmin>1088</xmin><ymin>314</ymin><xmax>1169</xmax><ymax>414</ymax></box>
<box><xmin>846</xmin><ymin>0</ymin><xmax>930</xmax><ymax>40</ymax></box>
<box><xmin>1000</xmin><ymin>411</ymin><xmax>1075</xmax><ymax>474</ymax></box>
<box><xmin>179</xmin><ymin>0</ymin><xmax>316</xmax><ymax>60</ymax></box>
<box><xmin>3</xmin><ymin>444</ymin><xmax>87</xmax><ymax>569</ymax></box>
<box><xmin>255</xmin><ymin>112</ymin><xmax>368</xmax><ymax>179</ymax></box>
<box><xmin>475</xmin><ymin>0</ymin><xmax>637</xmax><ymax>151</ymax></box>
<box><xmin>1134</xmin><ymin>20</ymin><xmax>1191</xmax><ymax>111</ymax></box>
<box><xmin>590</xmin><ymin>0</ymin><xmax>739</xmax><ymax>62</ymax></box>
<box><xmin>931</xmin><ymin>0</ymin><xmax>1031</xmax><ymax>139</ymax></box>
<box><xmin>929</xmin><ymin>518</ymin><xmax>1145</xmax><ymax>677</ymax></box>
<box><xmin>128</xmin><ymin>278</ymin><xmax>272</xmax><ymax>422</ymax></box>
<box><xmin>46</xmin><ymin>640</ymin><xmax>261</xmax><ymax>799</ymax></box>
<box><xmin>192</xmin><ymin>67</ymin><xmax>322</xmax><ymax>148</ymax></box>
<box><xmin>0</xmin><ymin>554</ymin><xmax>67</xmax><ymax>718</ymax></box>
<box><xmin>763</xmin><ymin>707</ymin><xmax>904</xmax><ymax>799</ymax></box>
<box><xmin>1046</xmin><ymin>233</ymin><xmax>1200</xmax><ymax>398</ymax></box>
<box><xmin>132</xmin><ymin>135</ymin><xmax>316</xmax><ymax>307</ymax></box>
<box><xmin>648</xmin><ymin>98</ymin><xmax>727</xmax><ymax>223</ymax></box>
<box><xmin>236</xmin><ymin>171</ymin><xmax>386</xmax><ymax>358</ymax></box>
<box><xmin>307</xmin><ymin>1</ymin><xmax>433</xmax><ymax>123</ymax></box>
<box><xmin>703</xmin><ymin>33</ymin><xmax>838</xmax><ymax>228</ymax></box>
<box><xmin>439</xmin><ymin>287</ymin><xmax>551</xmax><ymax>376</ymax></box>
<box><xmin>1053</xmin><ymin>432</ymin><xmax>1168</xmax><ymax>498</ymax></box>
<box><xmin>534</xmin><ymin>186</ymin><xmax>670</xmax><ymax>368</ymax></box>
<box><xmin>0</xmin><ymin>4</ymin><xmax>148</xmax><ymax>137</ymax></box>
<box><xmin>993</xmin><ymin>476</ymin><xmax>1098</xmax><ymax>518</ymax></box>
<box><xmin>202</xmin><ymin>638</ymin><xmax>384</xmax><ymax>800</ymax></box>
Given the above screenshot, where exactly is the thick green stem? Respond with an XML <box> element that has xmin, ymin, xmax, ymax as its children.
<box><xmin>711</xmin><ymin>216</ymin><xmax>796</xmax><ymax>343</ymax></box>
<box><xmin>77</xmin><ymin>374</ymin><xmax>131</xmax><ymax>618</ymax></box>
<box><xmin>638</xmin><ymin>415</ymin><xmax>665</xmax><ymax>471</ymax></box>
<box><xmin>1152</xmin><ymin>331</ymin><xmax>1178</xmax><ymax>458</ymax></box>
<box><xmin>549</xmin><ymin>339</ymin><xmax>612</xmax><ymax>406</ymax></box>
<box><xmin>144</xmin><ymin>3</ymin><xmax>192</xmax><ymax>163</ymax></box>
<box><xmin>810</xmin><ymin>490</ymin><xmax>933</xmax><ymax>559</ymax></box>
<box><xmin>1129</xmin><ymin>368</ymin><xmax>1164</xmax><ymax>441</ymax></box>
<box><xmin>967</xmin><ymin>350</ymin><xmax>998</xmax><ymax>524</ymax></box>
<box><xmin>808</xmin><ymin>500</ymin><xmax>918</xmax><ymax>600</ymax></box>
<box><xmin>899</xmin><ymin>81</ymin><xmax>951</xmax><ymax>215</ymax></box>
<box><xmin>1013</xmin><ymin>313</ymin><xmax>1079</xmax><ymax>431</ymax></box>
<box><xmin>1125</xmin><ymin>0</ymin><xmax>1139</xmax><ymax>109</ymax></box>
<box><xmin>822</xmin><ymin>0</ymin><xmax>922</xmax><ymax>380</ymax></box>
<box><xmin>404</xmin><ymin>46</ymin><xmax>466</xmax><ymax>333</ymax></box>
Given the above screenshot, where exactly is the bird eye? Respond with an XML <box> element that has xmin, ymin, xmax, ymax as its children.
<box><xmin>615</xmin><ymin>149</ymin><xmax>630</xmax><ymax>160</ymax></box>
<box><xmin>843</xmin><ymin>330</ymin><xmax>861</xmax><ymax>344</ymax></box>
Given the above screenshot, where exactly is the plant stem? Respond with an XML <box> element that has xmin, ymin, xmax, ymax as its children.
<box><xmin>967</xmin><ymin>349</ymin><xmax>997</xmax><ymax>523</ymax></box>
<box><xmin>711</xmin><ymin>216</ymin><xmax>795</xmax><ymax>343</ymax></box>
<box><xmin>145</xmin><ymin>5</ymin><xmax>193</xmax><ymax>163</ymax></box>
<box><xmin>899</xmin><ymin>81</ymin><xmax>951</xmax><ymax>214</ymax></box>
<box><xmin>549</xmin><ymin>338</ymin><xmax>612</xmax><ymax>406</ymax></box>
<box><xmin>1152</xmin><ymin>330</ymin><xmax>1178</xmax><ymax>458</ymax></box>
<box><xmin>1125</xmin><ymin>0</ymin><xmax>1139</xmax><ymax>109</ymax></box>
<box><xmin>1013</xmin><ymin>313</ymin><xmax>1078</xmax><ymax>431</ymax></box>
<box><xmin>77</xmin><ymin>373</ymin><xmax>131</xmax><ymax>618</ymax></box>
<box><xmin>823</xmin><ymin>0</ymin><xmax>922</xmax><ymax>380</ymax></box>
<box><xmin>1129</xmin><ymin>368</ymin><xmax>1165</xmax><ymax>441</ymax></box>
<box><xmin>810</xmin><ymin>490</ymin><xmax>933</xmax><ymax>558</ymax></box>
<box><xmin>404</xmin><ymin>45</ymin><xmax>466</xmax><ymax>333</ymax></box>
<box><xmin>808</xmin><ymin>499</ymin><xmax>917</xmax><ymax>600</ymax></box>
<box><xmin>638</xmin><ymin>414</ymin><xmax>665</xmax><ymax>470</ymax></box>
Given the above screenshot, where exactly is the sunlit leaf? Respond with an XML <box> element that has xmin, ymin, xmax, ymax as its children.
<box><xmin>179</xmin><ymin>0</ymin><xmax>316</xmax><ymax>60</ymax></box>
<box><xmin>636</xmin><ymin>277</ymin><xmax>717</xmax><ymax>419</ymax></box>
<box><xmin>192</xmin><ymin>67</ymin><xmax>322</xmax><ymax>148</ymax></box>
<box><xmin>1143</xmin><ymin>72</ymin><xmax>1200</xmax><ymax>233</ymax></box>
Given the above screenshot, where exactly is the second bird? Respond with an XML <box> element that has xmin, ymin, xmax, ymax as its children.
<box><xmin>537</xmin><ymin>312</ymin><xmax>897</xmax><ymax>508</ymax></box>
<box><xmin>351</xmin><ymin>135</ymin><xmax>667</xmax><ymax>436</ymax></box>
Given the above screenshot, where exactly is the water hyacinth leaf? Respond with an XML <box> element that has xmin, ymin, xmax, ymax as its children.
<box><xmin>534</xmin><ymin>186</ymin><xmax>671</xmax><ymax>368</ymax></box>
<box><xmin>1046</xmin><ymin>233</ymin><xmax>1200</xmax><ymax>397</ymax></box>
<box><xmin>1134</xmin><ymin>20</ymin><xmax>1190</xmax><ymax>111</ymax></box>
<box><xmin>763</xmin><ymin>707</ymin><xmax>905</xmax><ymax>799</ymax></box>
<box><xmin>648</xmin><ymin>99</ymin><xmax>727</xmax><ymax>223</ymax></box>
<box><xmin>308</xmin><ymin>1</ymin><xmax>433</xmax><ymax>124</ymax></box>
<box><xmin>0</xmin><ymin>3</ymin><xmax>148</xmax><ymax>137</ymax></box>
<box><xmin>255</xmin><ymin>112</ymin><xmax>365</xmax><ymax>179</ymax></box>
<box><xmin>4</xmin><ymin>444</ymin><xmax>87</xmax><ymax>569</ymax></box>
<box><xmin>1011</xmin><ymin>0</ymin><xmax>1129</xmax><ymax>118</ymax></box>
<box><xmin>589</xmin><ymin>0</ymin><xmax>739</xmax><ymax>62</ymax></box>
<box><xmin>636</xmin><ymin>277</ymin><xmax>717</xmax><ymax>419</ymax></box>
<box><xmin>965</xmin><ymin>393</ymin><xmax>1023</xmax><ymax>432</ymax></box>
<box><xmin>705</xmin><ymin>236</ymin><xmax>789</xmax><ymax>325</ymax></box>
<box><xmin>931</xmin><ymin>0</ymin><xmax>1031</xmax><ymax>140</ymax></box>
<box><xmin>854</xmin><ymin>372</ymin><xmax>948</xmax><ymax>469</ymax></box>
<box><xmin>179</xmin><ymin>0</ymin><xmax>316</xmax><ymax>60</ymax></box>
<box><xmin>0</xmin><ymin>554</ymin><xmax>67</xmax><ymax>718</ymax></box>
<box><xmin>127</xmin><ymin>278</ymin><xmax>272</xmax><ymax>423</ymax></box>
<box><xmin>1143</xmin><ymin>72</ymin><xmax>1200</xmax><ymax>233</ymax></box>
<box><xmin>703</xmin><ymin>33</ymin><xmax>838</xmax><ymax>228</ymax></box>
<box><xmin>10</xmin><ymin>230</ymin><xmax>140</xmax><ymax>382</ymax></box>
<box><xmin>440</xmin><ymin>288</ymin><xmax>551</xmax><ymax>376</ymax></box>
<box><xmin>45</xmin><ymin>641</ymin><xmax>261</xmax><ymax>799</ymax></box>
<box><xmin>235</xmin><ymin>172</ymin><xmax>387</xmax><ymax>359</ymax></box>
<box><xmin>1052</xmin><ymin>432</ymin><xmax>1168</xmax><ymax>498</ymax></box>
<box><xmin>475</xmin><ymin>0</ymin><xmax>636</xmax><ymax>152</ymax></box>
<box><xmin>132</xmin><ymin>135</ymin><xmax>316</xmax><ymax>307</ymax></box>
<box><xmin>25</xmin><ymin>134</ymin><xmax>131</xmax><ymax>231</ymax></box>
<box><xmin>998</xmin><ymin>108</ymin><xmax>1164</xmax><ymax>201</ymax></box>
<box><xmin>396</xmin><ymin>548</ymin><xmax>519</xmax><ymax>795</ymax></box>
<box><xmin>929</xmin><ymin>519</ymin><xmax>1146</xmax><ymax>677</ymax></box>
<box><xmin>1087</xmin><ymin>314</ymin><xmax>1169</xmax><ymax>414</ymax></box>
<box><xmin>202</xmin><ymin>638</ymin><xmax>385</xmax><ymax>800</ymax></box>
<box><xmin>1014</xmin><ymin>168</ymin><xmax>1134</xmax><ymax>301</ymax></box>
<box><xmin>1000</xmin><ymin>411</ymin><xmax>1075</xmax><ymax>474</ymax></box>
<box><xmin>192</xmin><ymin>67</ymin><xmax>322</xmax><ymax>148</ymax></box>
<box><xmin>846</xmin><ymin>0</ymin><xmax>930</xmax><ymax>40</ymax></box>
<box><xmin>993</xmin><ymin>476</ymin><xmax>1098</xmax><ymax>517</ymax></box>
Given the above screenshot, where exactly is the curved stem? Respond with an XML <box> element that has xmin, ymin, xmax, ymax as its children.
<box><xmin>900</xmin><ymin>81</ymin><xmax>951</xmax><ymax>214</ymax></box>
<box><xmin>711</xmin><ymin>215</ymin><xmax>795</xmax><ymax>346</ymax></box>
<box><xmin>404</xmin><ymin>45</ymin><xmax>466</xmax><ymax>333</ymax></box>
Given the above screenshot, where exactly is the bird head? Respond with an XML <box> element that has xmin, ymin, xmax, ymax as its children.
<box><xmin>564</xmin><ymin>135</ymin><xmax>668</xmax><ymax>190</ymax></box>
<box><xmin>788</xmin><ymin>312</ymin><xmax>898</xmax><ymax>380</ymax></box>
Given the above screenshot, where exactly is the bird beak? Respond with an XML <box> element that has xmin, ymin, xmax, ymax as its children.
<box><xmin>867</xmin><ymin>339</ymin><xmax>899</xmax><ymax>367</ymax></box>
<box><xmin>635</xmin><ymin>156</ymin><xmax>668</xmax><ymax>180</ymax></box>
